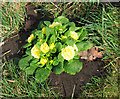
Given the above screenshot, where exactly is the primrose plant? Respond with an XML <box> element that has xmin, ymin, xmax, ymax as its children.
<box><xmin>19</xmin><ymin>16</ymin><xmax>93</xmax><ymax>82</ymax></box>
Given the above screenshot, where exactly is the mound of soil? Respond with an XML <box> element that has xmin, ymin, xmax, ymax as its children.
<box><xmin>47</xmin><ymin>59</ymin><xmax>105</xmax><ymax>97</ymax></box>
<box><xmin>1</xmin><ymin>3</ymin><xmax>106</xmax><ymax>97</ymax></box>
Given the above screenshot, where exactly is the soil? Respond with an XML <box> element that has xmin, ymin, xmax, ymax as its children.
<box><xmin>1</xmin><ymin>3</ymin><xmax>106</xmax><ymax>97</ymax></box>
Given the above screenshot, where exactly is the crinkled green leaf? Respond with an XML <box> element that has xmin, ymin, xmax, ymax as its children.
<box><xmin>32</xmin><ymin>29</ymin><xmax>41</xmax><ymax>36</ymax></box>
<box><xmin>79</xmin><ymin>31</ymin><xmax>88</xmax><ymax>41</ymax></box>
<box><xmin>23</xmin><ymin>43</ymin><xmax>32</xmax><ymax>48</ymax></box>
<box><xmin>25</xmin><ymin>48</ymin><xmax>31</xmax><ymax>56</ymax></box>
<box><xmin>76</xmin><ymin>41</ymin><xmax>93</xmax><ymax>51</ymax></box>
<box><xmin>25</xmin><ymin>63</ymin><xmax>39</xmax><ymax>75</ymax></box>
<box><xmin>58</xmin><ymin>53</ymin><xmax>64</xmax><ymax>62</ymax></box>
<box><xmin>44</xmin><ymin>21</ymin><xmax>51</xmax><ymax>26</ymax></box>
<box><xmin>66</xmin><ymin>39</ymin><xmax>76</xmax><ymax>46</ymax></box>
<box><xmin>36</xmin><ymin>42</ymin><xmax>42</xmax><ymax>50</ymax></box>
<box><xmin>19</xmin><ymin>56</ymin><xmax>32</xmax><ymax>70</ymax></box>
<box><xmin>55</xmin><ymin>16</ymin><xmax>69</xmax><ymax>24</ymax></box>
<box><xmin>46</xmin><ymin>63</ymin><xmax>52</xmax><ymax>70</ymax></box>
<box><xmin>55</xmin><ymin>42</ymin><xmax>62</xmax><ymax>52</ymax></box>
<box><xmin>64</xmin><ymin>60</ymin><xmax>83</xmax><ymax>75</ymax></box>
<box><xmin>49</xmin><ymin>35</ymin><xmax>56</xmax><ymax>44</ymax></box>
<box><xmin>53</xmin><ymin>57</ymin><xmax>59</xmax><ymax>66</ymax></box>
<box><xmin>37</xmin><ymin>21</ymin><xmax>45</xmax><ymax>29</ymax></box>
<box><xmin>45</xmin><ymin>27</ymin><xmax>54</xmax><ymax>41</ymax></box>
<box><xmin>53</xmin><ymin>62</ymin><xmax>64</xmax><ymax>74</ymax></box>
<box><xmin>35</xmin><ymin>68</ymin><xmax>50</xmax><ymax>82</ymax></box>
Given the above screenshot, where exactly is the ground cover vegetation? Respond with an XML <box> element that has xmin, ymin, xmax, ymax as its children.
<box><xmin>0</xmin><ymin>2</ymin><xmax>119</xmax><ymax>98</ymax></box>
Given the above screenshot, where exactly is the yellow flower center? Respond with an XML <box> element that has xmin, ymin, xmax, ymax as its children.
<box><xmin>39</xmin><ymin>39</ymin><xmax>42</xmax><ymax>42</ymax></box>
<box><xmin>50</xmin><ymin>43</ymin><xmax>55</xmax><ymax>50</ymax></box>
<box><xmin>61</xmin><ymin>46</ymin><xmax>75</xmax><ymax>60</ymax></box>
<box><xmin>61</xmin><ymin>36</ymin><xmax>67</xmax><ymax>39</ymax></box>
<box><xmin>40</xmin><ymin>43</ymin><xmax>49</xmax><ymax>53</ymax></box>
<box><xmin>40</xmin><ymin>58</ymin><xmax>47</xmax><ymax>65</ymax></box>
<box><xmin>50</xmin><ymin>60</ymin><xmax>53</xmax><ymax>64</ymax></box>
<box><xmin>49</xmin><ymin>22</ymin><xmax>61</xmax><ymax>28</ymax></box>
<box><xmin>31</xmin><ymin>45</ymin><xmax>40</xmax><ymax>58</ymax></box>
<box><xmin>70</xmin><ymin>31</ymin><xmax>79</xmax><ymax>40</ymax></box>
<box><xmin>28</xmin><ymin>34</ymin><xmax>34</xmax><ymax>43</ymax></box>
<box><xmin>42</xmin><ymin>27</ymin><xmax>46</xmax><ymax>34</ymax></box>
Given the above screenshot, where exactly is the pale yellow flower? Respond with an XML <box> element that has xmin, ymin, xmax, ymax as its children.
<box><xmin>42</xmin><ymin>27</ymin><xmax>46</xmax><ymax>34</ymax></box>
<box><xmin>61</xmin><ymin>46</ymin><xmax>75</xmax><ymax>60</ymax></box>
<box><xmin>50</xmin><ymin>60</ymin><xmax>53</xmax><ymax>64</ymax></box>
<box><xmin>70</xmin><ymin>31</ymin><xmax>79</xmax><ymax>40</ymax></box>
<box><xmin>50</xmin><ymin>43</ymin><xmax>55</xmax><ymax>50</ymax></box>
<box><xmin>39</xmin><ymin>39</ymin><xmax>42</xmax><ymax>42</ymax></box>
<box><xmin>49</xmin><ymin>22</ymin><xmax>61</xmax><ymax>28</ymax></box>
<box><xmin>73</xmin><ymin>44</ymin><xmax>78</xmax><ymax>51</ymax></box>
<box><xmin>61</xmin><ymin>36</ymin><xmax>67</xmax><ymax>39</ymax></box>
<box><xmin>28</xmin><ymin>34</ymin><xmax>34</xmax><ymax>43</ymax></box>
<box><xmin>40</xmin><ymin>43</ymin><xmax>49</xmax><ymax>53</ymax></box>
<box><xmin>47</xmin><ymin>54</ymin><xmax>50</xmax><ymax>57</ymax></box>
<box><xmin>40</xmin><ymin>58</ymin><xmax>47</xmax><ymax>65</ymax></box>
<box><xmin>31</xmin><ymin>45</ymin><xmax>40</xmax><ymax>58</ymax></box>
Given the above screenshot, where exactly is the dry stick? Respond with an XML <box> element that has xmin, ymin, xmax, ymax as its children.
<box><xmin>104</xmin><ymin>57</ymin><xmax>120</xmax><ymax>72</ymax></box>
<box><xmin>71</xmin><ymin>85</ymin><xmax>76</xmax><ymax>99</ymax></box>
<box><xmin>2</xmin><ymin>50</ymin><xmax>11</xmax><ymax>57</ymax></box>
<box><xmin>50</xmin><ymin>2</ymin><xmax>62</xmax><ymax>13</ymax></box>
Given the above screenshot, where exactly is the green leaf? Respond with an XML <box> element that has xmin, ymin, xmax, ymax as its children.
<box><xmin>25</xmin><ymin>59</ymin><xmax>39</xmax><ymax>75</ymax></box>
<box><xmin>32</xmin><ymin>29</ymin><xmax>41</xmax><ymax>36</ymax></box>
<box><xmin>79</xmin><ymin>31</ymin><xmax>88</xmax><ymax>41</ymax></box>
<box><xmin>64</xmin><ymin>60</ymin><xmax>83</xmax><ymax>75</ymax></box>
<box><xmin>76</xmin><ymin>41</ymin><xmax>93</xmax><ymax>51</ymax></box>
<box><xmin>37</xmin><ymin>21</ymin><xmax>45</xmax><ymax>29</ymax></box>
<box><xmin>67</xmin><ymin>22</ymin><xmax>75</xmax><ymax>27</ymax></box>
<box><xmin>66</xmin><ymin>39</ymin><xmax>76</xmax><ymax>46</ymax></box>
<box><xmin>25</xmin><ymin>64</ymin><xmax>37</xmax><ymax>75</ymax></box>
<box><xmin>44</xmin><ymin>21</ymin><xmax>51</xmax><ymax>26</ymax></box>
<box><xmin>55</xmin><ymin>42</ymin><xmax>62</xmax><ymax>52</ymax></box>
<box><xmin>25</xmin><ymin>48</ymin><xmax>31</xmax><ymax>56</ymax></box>
<box><xmin>49</xmin><ymin>35</ymin><xmax>56</xmax><ymax>44</ymax></box>
<box><xmin>45</xmin><ymin>27</ymin><xmax>54</xmax><ymax>41</ymax></box>
<box><xmin>46</xmin><ymin>63</ymin><xmax>52</xmax><ymax>70</ymax></box>
<box><xmin>36</xmin><ymin>42</ymin><xmax>42</xmax><ymax>50</ymax></box>
<box><xmin>55</xmin><ymin>16</ymin><xmax>69</xmax><ymax>24</ymax></box>
<box><xmin>53</xmin><ymin>57</ymin><xmax>59</xmax><ymax>66</ymax></box>
<box><xmin>19</xmin><ymin>56</ymin><xmax>32</xmax><ymax>70</ymax></box>
<box><xmin>51</xmin><ymin>48</ymin><xmax>56</xmax><ymax>53</ymax></box>
<box><xmin>38</xmin><ymin>32</ymin><xmax>44</xmax><ymax>39</ymax></box>
<box><xmin>58</xmin><ymin>53</ymin><xmax>64</xmax><ymax>62</ymax></box>
<box><xmin>23</xmin><ymin>43</ymin><xmax>32</xmax><ymax>48</ymax></box>
<box><xmin>53</xmin><ymin>62</ymin><xmax>64</xmax><ymax>74</ymax></box>
<box><xmin>35</xmin><ymin>68</ymin><xmax>50</xmax><ymax>82</ymax></box>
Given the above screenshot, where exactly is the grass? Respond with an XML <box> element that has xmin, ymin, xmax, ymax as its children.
<box><xmin>1</xmin><ymin>2</ymin><xmax>119</xmax><ymax>98</ymax></box>
<box><xmin>1</xmin><ymin>58</ymin><xmax>59</xmax><ymax>98</ymax></box>
<box><xmin>78</xmin><ymin>2</ymin><xmax>119</xmax><ymax>97</ymax></box>
<box><xmin>0</xmin><ymin>2</ymin><xmax>26</xmax><ymax>41</ymax></box>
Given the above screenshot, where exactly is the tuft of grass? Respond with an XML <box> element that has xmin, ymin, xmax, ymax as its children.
<box><xmin>80</xmin><ymin>65</ymin><xmax>119</xmax><ymax>97</ymax></box>
<box><xmin>80</xmin><ymin>3</ymin><xmax>120</xmax><ymax>60</ymax></box>
<box><xmin>1</xmin><ymin>58</ymin><xmax>59</xmax><ymax>98</ymax></box>
<box><xmin>0</xmin><ymin>2</ymin><xmax>27</xmax><ymax>41</ymax></box>
<box><xmin>78</xmin><ymin>2</ymin><xmax>119</xmax><ymax>98</ymax></box>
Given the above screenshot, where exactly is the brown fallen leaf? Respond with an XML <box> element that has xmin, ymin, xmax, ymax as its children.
<box><xmin>78</xmin><ymin>47</ymin><xmax>103</xmax><ymax>61</ymax></box>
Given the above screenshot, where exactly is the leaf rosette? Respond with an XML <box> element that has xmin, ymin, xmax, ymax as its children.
<box><xmin>19</xmin><ymin>16</ymin><xmax>93</xmax><ymax>83</ymax></box>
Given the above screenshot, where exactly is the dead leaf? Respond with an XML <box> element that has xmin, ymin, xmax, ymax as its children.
<box><xmin>78</xmin><ymin>47</ymin><xmax>103</xmax><ymax>61</ymax></box>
